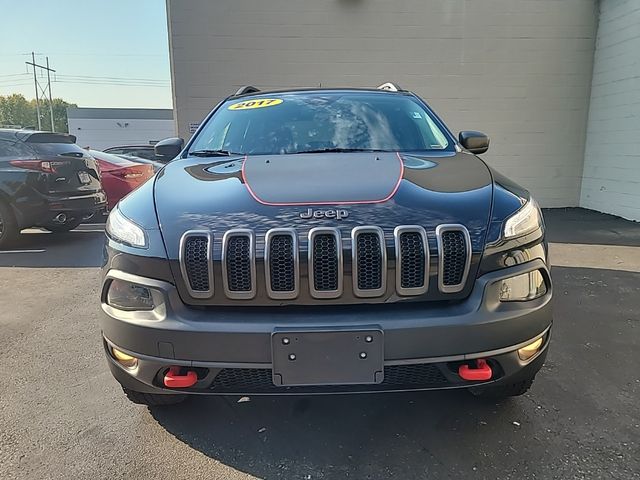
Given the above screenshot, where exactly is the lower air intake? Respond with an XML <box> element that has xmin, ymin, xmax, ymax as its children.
<box><xmin>210</xmin><ymin>364</ymin><xmax>449</xmax><ymax>394</ymax></box>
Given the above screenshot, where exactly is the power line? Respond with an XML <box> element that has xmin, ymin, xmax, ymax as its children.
<box><xmin>0</xmin><ymin>82</ymin><xmax>32</xmax><ymax>88</ymax></box>
<box><xmin>53</xmin><ymin>80</ymin><xmax>170</xmax><ymax>87</ymax></box>
<box><xmin>0</xmin><ymin>73</ymin><xmax>30</xmax><ymax>78</ymax></box>
<box><xmin>55</xmin><ymin>74</ymin><xmax>169</xmax><ymax>83</ymax></box>
<box><xmin>0</xmin><ymin>73</ymin><xmax>170</xmax><ymax>85</ymax></box>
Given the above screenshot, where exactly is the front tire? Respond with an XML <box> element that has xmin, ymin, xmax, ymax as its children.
<box><xmin>0</xmin><ymin>201</ymin><xmax>18</xmax><ymax>249</ymax></box>
<box><xmin>469</xmin><ymin>375</ymin><xmax>536</xmax><ymax>399</ymax></box>
<box><xmin>122</xmin><ymin>387</ymin><xmax>187</xmax><ymax>406</ymax></box>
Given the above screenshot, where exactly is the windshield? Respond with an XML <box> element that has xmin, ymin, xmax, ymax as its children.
<box><xmin>189</xmin><ymin>92</ymin><xmax>452</xmax><ymax>156</ymax></box>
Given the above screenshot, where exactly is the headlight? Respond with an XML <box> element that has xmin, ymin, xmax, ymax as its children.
<box><xmin>106</xmin><ymin>279</ymin><xmax>155</xmax><ymax>311</ymax></box>
<box><xmin>499</xmin><ymin>270</ymin><xmax>547</xmax><ymax>302</ymax></box>
<box><xmin>503</xmin><ymin>197</ymin><xmax>542</xmax><ymax>239</ymax></box>
<box><xmin>106</xmin><ymin>207</ymin><xmax>147</xmax><ymax>248</ymax></box>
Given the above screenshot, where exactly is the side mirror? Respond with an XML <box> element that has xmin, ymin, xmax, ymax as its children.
<box><xmin>458</xmin><ymin>131</ymin><xmax>490</xmax><ymax>154</ymax></box>
<box><xmin>154</xmin><ymin>137</ymin><xmax>184</xmax><ymax>161</ymax></box>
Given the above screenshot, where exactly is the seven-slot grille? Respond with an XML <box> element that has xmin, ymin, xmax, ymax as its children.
<box><xmin>179</xmin><ymin>225</ymin><xmax>471</xmax><ymax>300</ymax></box>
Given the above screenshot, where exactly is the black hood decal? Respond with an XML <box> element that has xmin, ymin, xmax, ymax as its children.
<box><xmin>242</xmin><ymin>152</ymin><xmax>403</xmax><ymax>205</ymax></box>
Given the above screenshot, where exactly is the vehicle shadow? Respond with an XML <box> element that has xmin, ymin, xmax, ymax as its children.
<box><xmin>0</xmin><ymin>227</ymin><xmax>104</xmax><ymax>268</ymax></box>
<box><xmin>149</xmin><ymin>390</ymin><xmax>532</xmax><ymax>479</ymax></box>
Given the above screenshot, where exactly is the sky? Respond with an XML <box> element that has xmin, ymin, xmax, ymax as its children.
<box><xmin>0</xmin><ymin>0</ymin><xmax>172</xmax><ymax>109</ymax></box>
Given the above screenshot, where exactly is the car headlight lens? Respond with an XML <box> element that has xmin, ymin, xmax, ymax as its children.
<box><xmin>503</xmin><ymin>197</ymin><xmax>542</xmax><ymax>239</ymax></box>
<box><xmin>106</xmin><ymin>279</ymin><xmax>155</xmax><ymax>311</ymax></box>
<box><xmin>106</xmin><ymin>207</ymin><xmax>147</xmax><ymax>248</ymax></box>
<box><xmin>499</xmin><ymin>270</ymin><xmax>547</xmax><ymax>302</ymax></box>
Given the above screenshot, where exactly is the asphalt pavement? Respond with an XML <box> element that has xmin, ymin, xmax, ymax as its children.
<box><xmin>0</xmin><ymin>208</ymin><xmax>638</xmax><ymax>480</ymax></box>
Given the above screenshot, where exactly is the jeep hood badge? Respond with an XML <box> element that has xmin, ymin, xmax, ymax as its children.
<box><xmin>300</xmin><ymin>208</ymin><xmax>349</xmax><ymax>220</ymax></box>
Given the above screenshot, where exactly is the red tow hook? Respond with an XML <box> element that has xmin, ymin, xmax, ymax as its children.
<box><xmin>458</xmin><ymin>358</ymin><xmax>493</xmax><ymax>381</ymax></box>
<box><xmin>163</xmin><ymin>366</ymin><xmax>198</xmax><ymax>388</ymax></box>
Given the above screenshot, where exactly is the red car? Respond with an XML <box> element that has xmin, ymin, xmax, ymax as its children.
<box><xmin>88</xmin><ymin>150</ymin><xmax>155</xmax><ymax>210</ymax></box>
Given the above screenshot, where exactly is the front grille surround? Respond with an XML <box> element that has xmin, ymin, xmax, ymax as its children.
<box><xmin>179</xmin><ymin>231</ymin><xmax>213</xmax><ymax>298</ymax></box>
<box><xmin>308</xmin><ymin>227</ymin><xmax>343</xmax><ymax>299</ymax></box>
<box><xmin>221</xmin><ymin>229</ymin><xmax>256</xmax><ymax>299</ymax></box>
<box><xmin>264</xmin><ymin>228</ymin><xmax>299</xmax><ymax>300</ymax></box>
<box><xmin>393</xmin><ymin>226</ymin><xmax>429</xmax><ymax>296</ymax></box>
<box><xmin>351</xmin><ymin>226</ymin><xmax>387</xmax><ymax>298</ymax></box>
<box><xmin>179</xmin><ymin>224</ymin><xmax>473</xmax><ymax>301</ymax></box>
<box><xmin>435</xmin><ymin>224</ymin><xmax>471</xmax><ymax>293</ymax></box>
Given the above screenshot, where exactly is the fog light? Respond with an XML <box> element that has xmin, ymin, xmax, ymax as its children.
<box><xmin>111</xmin><ymin>347</ymin><xmax>138</xmax><ymax>368</ymax></box>
<box><xmin>107</xmin><ymin>279</ymin><xmax>155</xmax><ymax>311</ymax></box>
<box><xmin>499</xmin><ymin>270</ymin><xmax>547</xmax><ymax>302</ymax></box>
<box><xmin>518</xmin><ymin>337</ymin><xmax>543</xmax><ymax>361</ymax></box>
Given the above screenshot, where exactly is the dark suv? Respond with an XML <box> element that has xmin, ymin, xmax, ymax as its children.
<box><xmin>100</xmin><ymin>84</ymin><xmax>552</xmax><ymax>406</ymax></box>
<box><xmin>0</xmin><ymin>129</ymin><xmax>106</xmax><ymax>247</ymax></box>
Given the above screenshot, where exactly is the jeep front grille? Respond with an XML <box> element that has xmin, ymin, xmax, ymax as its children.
<box><xmin>308</xmin><ymin>228</ymin><xmax>343</xmax><ymax>298</ymax></box>
<box><xmin>222</xmin><ymin>229</ymin><xmax>256</xmax><ymax>299</ymax></box>
<box><xmin>179</xmin><ymin>231</ymin><xmax>213</xmax><ymax>298</ymax></box>
<box><xmin>179</xmin><ymin>224</ymin><xmax>472</xmax><ymax>301</ymax></box>
<box><xmin>436</xmin><ymin>225</ymin><xmax>472</xmax><ymax>293</ymax></box>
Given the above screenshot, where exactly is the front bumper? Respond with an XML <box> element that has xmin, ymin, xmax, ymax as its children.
<box><xmin>100</xmin><ymin>259</ymin><xmax>552</xmax><ymax>395</ymax></box>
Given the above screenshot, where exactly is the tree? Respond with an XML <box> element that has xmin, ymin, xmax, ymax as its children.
<box><xmin>0</xmin><ymin>94</ymin><xmax>76</xmax><ymax>133</ymax></box>
<box><xmin>0</xmin><ymin>94</ymin><xmax>35</xmax><ymax>128</ymax></box>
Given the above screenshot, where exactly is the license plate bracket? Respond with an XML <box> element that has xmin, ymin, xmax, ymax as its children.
<box><xmin>272</xmin><ymin>328</ymin><xmax>384</xmax><ymax>386</ymax></box>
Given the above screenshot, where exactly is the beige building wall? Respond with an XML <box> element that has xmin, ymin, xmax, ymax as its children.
<box><xmin>167</xmin><ymin>0</ymin><xmax>598</xmax><ymax>207</ymax></box>
<box><xmin>580</xmin><ymin>0</ymin><xmax>640</xmax><ymax>222</ymax></box>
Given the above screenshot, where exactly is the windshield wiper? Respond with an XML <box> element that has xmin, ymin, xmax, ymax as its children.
<box><xmin>291</xmin><ymin>147</ymin><xmax>393</xmax><ymax>154</ymax></box>
<box><xmin>189</xmin><ymin>149</ymin><xmax>241</xmax><ymax>157</ymax></box>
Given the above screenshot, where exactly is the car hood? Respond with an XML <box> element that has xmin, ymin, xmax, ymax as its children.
<box><xmin>154</xmin><ymin>151</ymin><xmax>493</xmax><ymax>259</ymax></box>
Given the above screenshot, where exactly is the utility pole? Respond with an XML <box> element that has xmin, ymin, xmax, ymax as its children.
<box><xmin>46</xmin><ymin>57</ymin><xmax>55</xmax><ymax>132</ymax></box>
<box><xmin>25</xmin><ymin>52</ymin><xmax>56</xmax><ymax>132</ymax></box>
<box><xmin>29</xmin><ymin>52</ymin><xmax>41</xmax><ymax>130</ymax></box>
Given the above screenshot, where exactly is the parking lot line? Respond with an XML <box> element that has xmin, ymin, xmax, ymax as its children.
<box><xmin>0</xmin><ymin>249</ymin><xmax>46</xmax><ymax>254</ymax></box>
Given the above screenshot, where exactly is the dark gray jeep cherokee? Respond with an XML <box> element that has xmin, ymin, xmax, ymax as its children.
<box><xmin>100</xmin><ymin>83</ymin><xmax>552</xmax><ymax>406</ymax></box>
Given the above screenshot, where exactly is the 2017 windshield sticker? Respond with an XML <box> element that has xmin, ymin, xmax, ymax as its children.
<box><xmin>228</xmin><ymin>98</ymin><xmax>283</xmax><ymax>110</ymax></box>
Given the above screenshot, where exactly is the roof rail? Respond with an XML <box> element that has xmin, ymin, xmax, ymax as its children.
<box><xmin>234</xmin><ymin>85</ymin><xmax>261</xmax><ymax>96</ymax></box>
<box><xmin>376</xmin><ymin>82</ymin><xmax>404</xmax><ymax>92</ymax></box>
